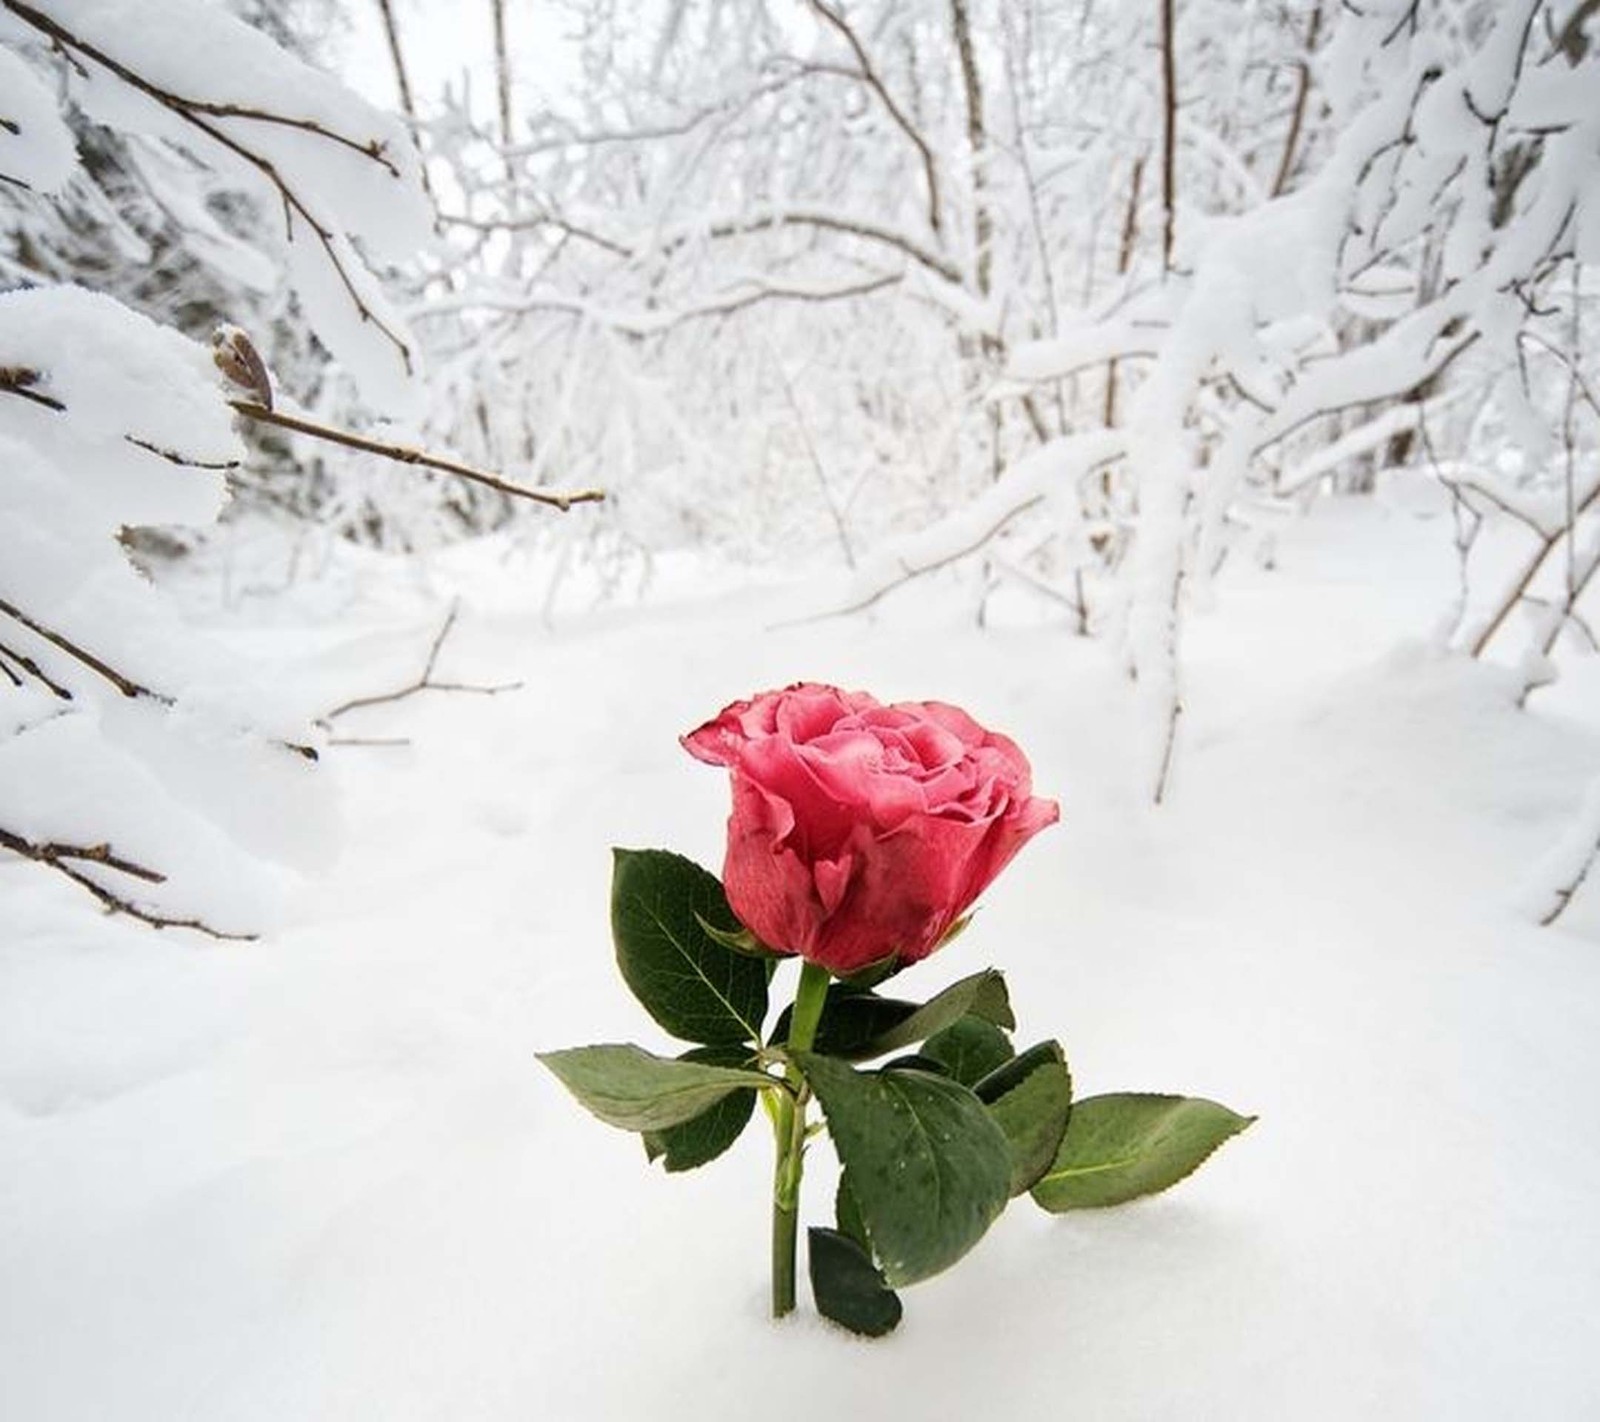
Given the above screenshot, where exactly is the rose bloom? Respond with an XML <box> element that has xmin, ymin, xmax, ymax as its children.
<box><xmin>683</xmin><ymin>683</ymin><xmax>1059</xmax><ymax>975</ymax></box>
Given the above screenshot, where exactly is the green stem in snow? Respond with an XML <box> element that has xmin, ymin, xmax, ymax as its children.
<box><xmin>771</xmin><ymin>958</ymin><xmax>831</xmax><ymax>1318</ymax></box>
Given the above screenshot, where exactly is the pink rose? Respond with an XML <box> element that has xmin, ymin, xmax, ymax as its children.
<box><xmin>683</xmin><ymin>683</ymin><xmax>1059</xmax><ymax>975</ymax></box>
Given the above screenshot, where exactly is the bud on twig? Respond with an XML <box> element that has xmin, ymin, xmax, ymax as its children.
<box><xmin>211</xmin><ymin>324</ymin><xmax>273</xmax><ymax>410</ymax></box>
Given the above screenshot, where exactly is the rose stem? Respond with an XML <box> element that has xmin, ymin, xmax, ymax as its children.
<box><xmin>772</xmin><ymin>958</ymin><xmax>831</xmax><ymax>1319</ymax></box>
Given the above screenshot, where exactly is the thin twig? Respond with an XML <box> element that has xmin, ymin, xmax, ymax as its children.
<box><xmin>783</xmin><ymin>496</ymin><xmax>1048</xmax><ymax>626</ymax></box>
<box><xmin>1105</xmin><ymin>155</ymin><xmax>1147</xmax><ymax>427</ymax></box>
<box><xmin>1158</xmin><ymin>0</ymin><xmax>1178</xmax><ymax>274</ymax></box>
<box><xmin>491</xmin><ymin>0</ymin><xmax>515</xmax><ymax>184</ymax></box>
<box><xmin>0</xmin><ymin>825</ymin><xmax>255</xmax><ymax>940</ymax></box>
<box><xmin>3</xmin><ymin>0</ymin><xmax>415</xmax><ymax>373</ymax></box>
<box><xmin>1469</xmin><ymin>472</ymin><xmax>1600</xmax><ymax>658</ymax></box>
<box><xmin>0</xmin><ymin>595</ymin><xmax>317</xmax><ymax>759</ymax></box>
<box><xmin>0</xmin><ymin>638</ymin><xmax>73</xmax><ymax>699</ymax></box>
<box><xmin>804</xmin><ymin>0</ymin><xmax>943</xmax><ymax>236</ymax></box>
<box><xmin>320</xmin><ymin>601</ymin><xmax>522</xmax><ymax>723</ymax></box>
<box><xmin>949</xmin><ymin>0</ymin><xmax>991</xmax><ymax>294</ymax></box>
<box><xmin>1271</xmin><ymin>3</ymin><xmax>1322</xmax><ymax>198</ymax></box>
<box><xmin>374</xmin><ymin>0</ymin><xmax>435</xmax><ymax>207</ymax></box>
<box><xmin>124</xmin><ymin>435</ymin><xmax>241</xmax><ymax>471</ymax></box>
<box><xmin>770</xmin><ymin>352</ymin><xmax>856</xmax><ymax>569</ymax></box>
<box><xmin>0</xmin><ymin>365</ymin><xmax>65</xmax><ymax>412</ymax></box>
<box><xmin>0</xmin><ymin>594</ymin><xmax>169</xmax><ymax>703</ymax></box>
<box><xmin>1538</xmin><ymin>801</ymin><xmax>1600</xmax><ymax>927</ymax></box>
<box><xmin>229</xmin><ymin>401</ymin><xmax>604</xmax><ymax>511</ymax></box>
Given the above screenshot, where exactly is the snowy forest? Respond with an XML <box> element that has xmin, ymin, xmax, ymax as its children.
<box><xmin>4</xmin><ymin>0</ymin><xmax>1600</xmax><ymax>1415</ymax></box>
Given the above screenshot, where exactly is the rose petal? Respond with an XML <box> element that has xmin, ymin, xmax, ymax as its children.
<box><xmin>813</xmin><ymin>850</ymin><xmax>855</xmax><ymax>915</ymax></box>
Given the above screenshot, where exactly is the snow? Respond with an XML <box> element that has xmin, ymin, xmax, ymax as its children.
<box><xmin>0</xmin><ymin>44</ymin><xmax>77</xmax><ymax>193</ymax></box>
<box><xmin>0</xmin><ymin>286</ymin><xmax>333</xmax><ymax>933</ymax></box>
<box><xmin>43</xmin><ymin>0</ymin><xmax>430</xmax><ymax>257</ymax></box>
<box><xmin>0</xmin><ymin>285</ymin><xmax>238</xmax><ymax>529</ymax></box>
<box><xmin>4</xmin><ymin>493</ymin><xmax>1600</xmax><ymax>1419</ymax></box>
<box><xmin>5</xmin><ymin>0</ymin><xmax>432</xmax><ymax>412</ymax></box>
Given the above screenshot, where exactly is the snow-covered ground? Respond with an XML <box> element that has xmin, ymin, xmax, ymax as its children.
<box><xmin>4</xmin><ymin>487</ymin><xmax>1600</xmax><ymax>1420</ymax></box>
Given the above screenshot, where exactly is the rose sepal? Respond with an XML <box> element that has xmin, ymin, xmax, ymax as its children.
<box><xmin>692</xmin><ymin>911</ymin><xmax>788</xmax><ymax>961</ymax></box>
<box><xmin>837</xmin><ymin>953</ymin><xmax>901</xmax><ymax>989</ymax></box>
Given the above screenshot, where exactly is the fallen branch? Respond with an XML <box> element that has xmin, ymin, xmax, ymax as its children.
<box><xmin>0</xmin><ymin>825</ymin><xmax>255</xmax><ymax>940</ymax></box>
<box><xmin>320</xmin><ymin>600</ymin><xmax>522</xmax><ymax>724</ymax></box>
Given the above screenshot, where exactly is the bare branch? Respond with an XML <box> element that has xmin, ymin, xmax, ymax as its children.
<box><xmin>949</xmin><ymin>0</ymin><xmax>991</xmax><ymax>295</ymax></box>
<box><xmin>0</xmin><ymin>593</ymin><xmax>170</xmax><ymax>703</ymax></box>
<box><xmin>1271</xmin><ymin>3</ymin><xmax>1323</xmax><ymax>197</ymax></box>
<box><xmin>1106</xmin><ymin>155</ymin><xmax>1147</xmax><ymax>425</ymax></box>
<box><xmin>0</xmin><ymin>825</ymin><xmax>255</xmax><ymax>940</ymax></box>
<box><xmin>770</xmin><ymin>351</ymin><xmax>856</xmax><ymax>569</ymax></box>
<box><xmin>439</xmin><ymin>208</ymin><xmax>633</xmax><ymax>257</ymax></box>
<box><xmin>490</xmin><ymin>0</ymin><xmax>515</xmax><ymax>180</ymax></box>
<box><xmin>0</xmin><ymin>595</ymin><xmax>317</xmax><ymax>760</ymax></box>
<box><xmin>229</xmin><ymin>400</ymin><xmax>605</xmax><ymax>511</ymax></box>
<box><xmin>684</xmin><ymin>209</ymin><xmax>962</xmax><ymax>285</ymax></box>
<box><xmin>3</xmin><ymin>0</ymin><xmax>416</xmax><ymax>373</ymax></box>
<box><xmin>0</xmin><ymin>637</ymin><xmax>73</xmax><ymax>699</ymax></box>
<box><xmin>373</xmin><ymin>0</ymin><xmax>434</xmax><ymax>208</ymax></box>
<box><xmin>320</xmin><ymin>600</ymin><xmax>522</xmax><ymax>723</ymax></box>
<box><xmin>124</xmin><ymin>434</ymin><xmax>241</xmax><ymax>471</ymax></box>
<box><xmin>441</xmin><ymin>204</ymin><xmax>962</xmax><ymax>287</ymax></box>
<box><xmin>805</xmin><ymin>0</ymin><xmax>943</xmax><ymax>237</ymax></box>
<box><xmin>0</xmin><ymin>365</ymin><xmax>65</xmax><ymax>412</ymax></box>
<box><xmin>636</xmin><ymin>271</ymin><xmax>902</xmax><ymax>333</ymax></box>
<box><xmin>1159</xmin><ymin>0</ymin><xmax>1178</xmax><ymax>274</ymax></box>
<box><xmin>786</xmin><ymin>493</ymin><xmax>1048</xmax><ymax>625</ymax></box>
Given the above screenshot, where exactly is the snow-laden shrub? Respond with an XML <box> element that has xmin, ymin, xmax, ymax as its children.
<box><xmin>0</xmin><ymin>0</ymin><xmax>430</xmax><ymax>932</ymax></box>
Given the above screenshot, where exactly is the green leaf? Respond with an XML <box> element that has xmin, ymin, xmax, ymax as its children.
<box><xmin>808</xmin><ymin>1228</ymin><xmax>903</xmax><ymax>1338</ymax></box>
<box><xmin>538</xmin><ymin>1043</ymin><xmax>774</xmax><ymax>1133</ymax></box>
<box><xmin>974</xmin><ymin>1040</ymin><xmax>1066</xmax><ymax>1104</ymax></box>
<box><xmin>611</xmin><ymin>848</ymin><xmax>769</xmax><ymax>1045</ymax></box>
<box><xmin>769</xmin><ymin>984</ymin><xmax>918</xmax><ymax>1055</ymax></box>
<box><xmin>852</xmin><ymin>969</ymin><xmax>1014</xmax><ymax>1059</ymax></box>
<box><xmin>641</xmin><ymin>1045</ymin><xmax>759</xmax><ymax>1172</ymax></box>
<box><xmin>978</xmin><ymin>1041</ymin><xmax>1073</xmax><ymax>1195</ymax></box>
<box><xmin>1031</xmin><ymin>1093</ymin><xmax>1256</xmax><ymax>1212</ymax></box>
<box><xmin>922</xmin><ymin>1015</ymin><xmax>1015</xmax><ymax>1087</ymax></box>
<box><xmin>797</xmin><ymin>1052</ymin><xmax>1012</xmax><ymax>1287</ymax></box>
<box><xmin>835</xmin><ymin>1172</ymin><xmax>870</xmax><ymax>1252</ymax></box>
<box><xmin>880</xmin><ymin>1053</ymin><xmax>948</xmax><ymax>1075</ymax></box>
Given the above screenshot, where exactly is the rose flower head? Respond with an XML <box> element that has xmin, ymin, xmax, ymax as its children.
<box><xmin>683</xmin><ymin>682</ymin><xmax>1059</xmax><ymax>976</ymax></box>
